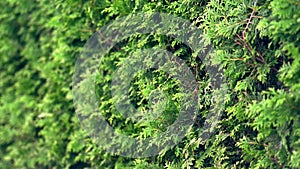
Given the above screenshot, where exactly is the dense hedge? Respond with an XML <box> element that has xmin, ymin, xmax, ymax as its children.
<box><xmin>1</xmin><ymin>0</ymin><xmax>299</xmax><ymax>168</ymax></box>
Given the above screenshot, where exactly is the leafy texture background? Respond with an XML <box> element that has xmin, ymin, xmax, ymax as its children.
<box><xmin>0</xmin><ymin>0</ymin><xmax>299</xmax><ymax>168</ymax></box>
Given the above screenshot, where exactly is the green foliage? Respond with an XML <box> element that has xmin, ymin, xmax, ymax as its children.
<box><xmin>1</xmin><ymin>0</ymin><xmax>299</xmax><ymax>168</ymax></box>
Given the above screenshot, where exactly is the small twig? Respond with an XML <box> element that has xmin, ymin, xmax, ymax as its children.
<box><xmin>89</xmin><ymin>0</ymin><xmax>94</xmax><ymax>8</ymax></box>
<box><xmin>233</xmin><ymin>2</ymin><xmax>271</xmax><ymax>68</ymax></box>
<box><xmin>227</xmin><ymin>58</ymin><xmax>255</xmax><ymax>67</ymax></box>
<box><xmin>233</xmin><ymin>39</ymin><xmax>243</xmax><ymax>46</ymax></box>
<box><xmin>236</xmin><ymin>33</ymin><xmax>252</xmax><ymax>52</ymax></box>
<box><xmin>242</xmin><ymin>7</ymin><xmax>257</xmax><ymax>39</ymax></box>
<box><xmin>98</xmin><ymin>31</ymin><xmax>120</xmax><ymax>51</ymax></box>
